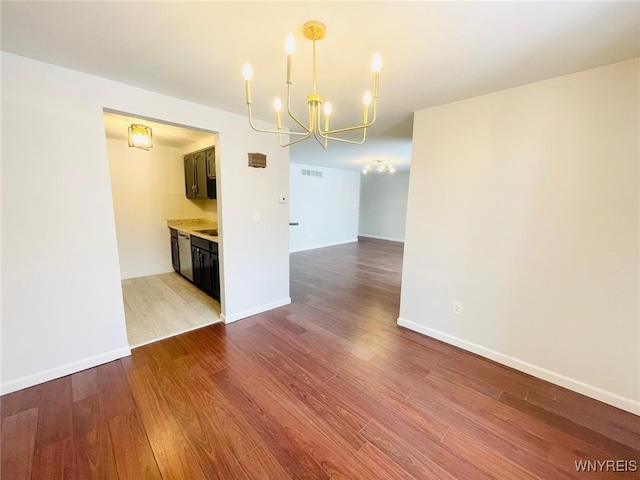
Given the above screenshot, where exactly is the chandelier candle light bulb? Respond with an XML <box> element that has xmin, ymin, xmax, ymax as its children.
<box><xmin>323</xmin><ymin>102</ymin><xmax>332</xmax><ymax>131</ymax></box>
<box><xmin>286</xmin><ymin>34</ymin><xmax>295</xmax><ymax>84</ymax></box>
<box><xmin>363</xmin><ymin>91</ymin><xmax>372</xmax><ymax>123</ymax></box>
<box><xmin>372</xmin><ymin>54</ymin><xmax>382</xmax><ymax>90</ymax></box>
<box><xmin>243</xmin><ymin>63</ymin><xmax>253</xmax><ymax>105</ymax></box>
<box><xmin>242</xmin><ymin>19</ymin><xmax>381</xmax><ymax>148</ymax></box>
<box><xmin>372</xmin><ymin>53</ymin><xmax>381</xmax><ymax>98</ymax></box>
<box><xmin>274</xmin><ymin>97</ymin><xmax>283</xmax><ymax>129</ymax></box>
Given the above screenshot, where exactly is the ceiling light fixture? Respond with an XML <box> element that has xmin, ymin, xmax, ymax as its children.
<box><xmin>128</xmin><ymin>124</ymin><xmax>153</xmax><ymax>150</ymax></box>
<box><xmin>243</xmin><ymin>20</ymin><xmax>381</xmax><ymax>149</ymax></box>
<box><xmin>362</xmin><ymin>160</ymin><xmax>395</xmax><ymax>175</ymax></box>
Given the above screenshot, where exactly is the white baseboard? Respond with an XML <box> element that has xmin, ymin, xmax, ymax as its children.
<box><xmin>121</xmin><ymin>267</ymin><xmax>175</xmax><ymax>280</ymax></box>
<box><xmin>0</xmin><ymin>346</ymin><xmax>132</xmax><ymax>396</ymax></box>
<box><xmin>290</xmin><ymin>239</ymin><xmax>358</xmax><ymax>253</ymax></box>
<box><xmin>222</xmin><ymin>297</ymin><xmax>292</xmax><ymax>324</ymax></box>
<box><xmin>358</xmin><ymin>234</ymin><xmax>405</xmax><ymax>243</ymax></box>
<box><xmin>397</xmin><ymin>317</ymin><xmax>640</xmax><ymax>416</ymax></box>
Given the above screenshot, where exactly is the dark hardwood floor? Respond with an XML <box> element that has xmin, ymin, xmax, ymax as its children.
<box><xmin>2</xmin><ymin>238</ymin><xmax>639</xmax><ymax>479</ymax></box>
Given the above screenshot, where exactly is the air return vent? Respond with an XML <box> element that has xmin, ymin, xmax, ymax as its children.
<box><xmin>301</xmin><ymin>169</ymin><xmax>323</xmax><ymax>178</ymax></box>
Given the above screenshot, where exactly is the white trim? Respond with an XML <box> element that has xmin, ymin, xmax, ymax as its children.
<box><xmin>397</xmin><ymin>317</ymin><xmax>640</xmax><ymax>416</ymax></box>
<box><xmin>121</xmin><ymin>267</ymin><xmax>175</xmax><ymax>280</ymax></box>
<box><xmin>0</xmin><ymin>347</ymin><xmax>132</xmax><ymax>396</ymax></box>
<box><xmin>290</xmin><ymin>239</ymin><xmax>358</xmax><ymax>253</ymax></box>
<box><xmin>222</xmin><ymin>297</ymin><xmax>292</xmax><ymax>324</ymax></box>
<box><xmin>358</xmin><ymin>234</ymin><xmax>405</xmax><ymax>243</ymax></box>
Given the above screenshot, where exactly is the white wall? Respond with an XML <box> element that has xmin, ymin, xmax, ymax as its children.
<box><xmin>289</xmin><ymin>163</ymin><xmax>360</xmax><ymax>252</ymax></box>
<box><xmin>107</xmin><ymin>139</ymin><xmax>218</xmax><ymax>279</ymax></box>
<box><xmin>359</xmin><ymin>171</ymin><xmax>410</xmax><ymax>241</ymax></box>
<box><xmin>399</xmin><ymin>59</ymin><xmax>639</xmax><ymax>414</ymax></box>
<box><xmin>1</xmin><ymin>52</ymin><xmax>290</xmax><ymax>394</ymax></box>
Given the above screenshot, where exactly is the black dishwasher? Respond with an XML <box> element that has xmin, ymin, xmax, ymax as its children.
<box><xmin>191</xmin><ymin>236</ymin><xmax>220</xmax><ymax>301</ymax></box>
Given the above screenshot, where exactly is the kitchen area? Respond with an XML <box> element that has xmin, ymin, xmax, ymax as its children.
<box><xmin>170</xmin><ymin>221</ymin><xmax>219</xmax><ymax>301</ymax></box>
<box><xmin>104</xmin><ymin>111</ymin><xmax>223</xmax><ymax>347</ymax></box>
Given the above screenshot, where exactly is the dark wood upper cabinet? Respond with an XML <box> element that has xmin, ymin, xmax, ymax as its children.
<box><xmin>184</xmin><ymin>147</ymin><xmax>216</xmax><ymax>199</ymax></box>
<box><xmin>184</xmin><ymin>154</ymin><xmax>196</xmax><ymax>199</ymax></box>
<box><xmin>193</xmin><ymin>150</ymin><xmax>208</xmax><ymax>199</ymax></box>
<box><xmin>206</xmin><ymin>148</ymin><xmax>216</xmax><ymax>179</ymax></box>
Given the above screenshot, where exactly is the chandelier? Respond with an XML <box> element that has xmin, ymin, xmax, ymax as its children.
<box><xmin>242</xmin><ymin>20</ymin><xmax>381</xmax><ymax>148</ymax></box>
<box><xmin>362</xmin><ymin>160</ymin><xmax>395</xmax><ymax>175</ymax></box>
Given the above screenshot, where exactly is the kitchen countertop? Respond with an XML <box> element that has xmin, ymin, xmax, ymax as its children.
<box><xmin>167</xmin><ymin>219</ymin><xmax>219</xmax><ymax>242</ymax></box>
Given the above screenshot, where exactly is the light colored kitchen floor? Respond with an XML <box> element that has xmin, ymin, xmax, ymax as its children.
<box><xmin>122</xmin><ymin>272</ymin><xmax>221</xmax><ymax>348</ymax></box>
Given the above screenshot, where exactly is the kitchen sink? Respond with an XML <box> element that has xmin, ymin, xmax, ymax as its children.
<box><xmin>195</xmin><ymin>229</ymin><xmax>218</xmax><ymax>236</ymax></box>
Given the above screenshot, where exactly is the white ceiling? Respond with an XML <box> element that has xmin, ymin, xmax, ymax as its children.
<box><xmin>103</xmin><ymin>111</ymin><xmax>215</xmax><ymax>149</ymax></box>
<box><xmin>2</xmin><ymin>1</ymin><xmax>639</xmax><ymax>172</ymax></box>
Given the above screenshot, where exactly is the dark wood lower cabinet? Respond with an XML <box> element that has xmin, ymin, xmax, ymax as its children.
<box><xmin>191</xmin><ymin>236</ymin><xmax>220</xmax><ymax>301</ymax></box>
<box><xmin>210</xmin><ymin>250</ymin><xmax>220</xmax><ymax>301</ymax></box>
<box><xmin>170</xmin><ymin>229</ymin><xmax>180</xmax><ymax>272</ymax></box>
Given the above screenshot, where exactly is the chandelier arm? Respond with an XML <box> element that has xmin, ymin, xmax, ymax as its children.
<box><xmin>286</xmin><ymin>84</ymin><xmax>312</xmax><ymax>133</ymax></box>
<box><xmin>314</xmin><ymin>103</ymin><xmax>329</xmax><ymax>148</ymax></box>
<box><xmin>322</xmin><ymin>129</ymin><xmax>368</xmax><ymax>145</ymax></box>
<box><xmin>323</xmin><ymin>102</ymin><xmax>377</xmax><ymax>135</ymax></box>
<box><xmin>246</xmin><ymin>106</ymin><xmax>283</xmax><ymax>134</ymax></box>
<box><xmin>247</xmin><ymin>105</ymin><xmax>309</xmax><ymax>136</ymax></box>
<box><xmin>309</xmin><ymin>103</ymin><xmax>327</xmax><ymax>149</ymax></box>
<box><xmin>318</xmin><ymin>103</ymin><xmax>368</xmax><ymax>145</ymax></box>
<box><xmin>309</xmin><ymin>102</ymin><xmax>314</xmax><ymax>133</ymax></box>
<box><xmin>312</xmin><ymin>128</ymin><xmax>328</xmax><ymax>149</ymax></box>
<box><xmin>279</xmin><ymin>131</ymin><xmax>312</xmax><ymax>147</ymax></box>
<box><xmin>283</xmin><ymin>130</ymin><xmax>314</xmax><ymax>137</ymax></box>
<box><xmin>324</xmin><ymin>123</ymin><xmax>371</xmax><ymax>135</ymax></box>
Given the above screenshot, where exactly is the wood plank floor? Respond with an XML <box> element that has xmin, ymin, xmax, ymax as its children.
<box><xmin>2</xmin><ymin>238</ymin><xmax>639</xmax><ymax>479</ymax></box>
<box><xmin>122</xmin><ymin>272</ymin><xmax>221</xmax><ymax>347</ymax></box>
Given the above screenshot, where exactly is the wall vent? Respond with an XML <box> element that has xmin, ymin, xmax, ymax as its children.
<box><xmin>301</xmin><ymin>169</ymin><xmax>323</xmax><ymax>178</ymax></box>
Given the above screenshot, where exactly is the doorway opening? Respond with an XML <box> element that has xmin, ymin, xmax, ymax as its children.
<box><xmin>103</xmin><ymin>110</ymin><xmax>222</xmax><ymax>347</ymax></box>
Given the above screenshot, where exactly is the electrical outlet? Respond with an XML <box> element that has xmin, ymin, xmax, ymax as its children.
<box><xmin>253</xmin><ymin>211</ymin><xmax>261</xmax><ymax>222</ymax></box>
<box><xmin>453</xmin><ymin>302</ymin><xmax>462</xmax><ymax>315</ymax></box>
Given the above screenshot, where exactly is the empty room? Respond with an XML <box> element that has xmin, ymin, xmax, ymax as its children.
<box><xmin>1</xmin><ymin>2</ymin><xmax>639</xmax><ymax>479</ymax></box>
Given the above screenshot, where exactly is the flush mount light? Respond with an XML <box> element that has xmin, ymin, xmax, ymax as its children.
<box><xmin>128</xmin><ymin>124</ymin><xmax>153</xmax><ymax>150</ymax></box>
<box><xmin>362</xmin><ymin>160</ymin><xmax>395</xmax><ymax>175</ymax></box>
<box><xmin>243</xmin><ymin>20</ymin><xmax>381</xmax><ymax>149</ymax></box>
